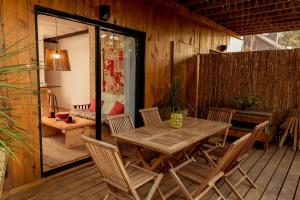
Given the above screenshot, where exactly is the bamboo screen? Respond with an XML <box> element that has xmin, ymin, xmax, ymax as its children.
<box><xmin>195</xmin><ymin>49</ymin><xmax>300</xmax><ymax>126</ymax></box>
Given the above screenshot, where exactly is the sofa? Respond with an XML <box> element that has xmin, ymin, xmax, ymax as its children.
<box><xmin>70</xmin><ymin>92</ymin><xmax>125</xmax><ymax>121</ymax></box>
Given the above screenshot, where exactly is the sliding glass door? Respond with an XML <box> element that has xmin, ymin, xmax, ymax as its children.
<box><xmin>99</xmin><ymin>28</ymin><xmax>145</xmax><ymax>127</ymax></box>
<box><xmin>36</xmin><ymin>6</ymin><xmax>145</xmax><ymax>177</ymax></box>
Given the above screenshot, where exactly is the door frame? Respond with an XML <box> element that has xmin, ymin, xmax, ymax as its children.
<box><xmin>34</xmin><ymin>5</ymin><xmax>145</xmax><ymax>177</ymax></box>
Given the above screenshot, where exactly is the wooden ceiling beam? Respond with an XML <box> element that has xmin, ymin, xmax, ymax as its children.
<box><xmin>188</xmin><ymin>0</ymin><xmax>251</xmax><ymax>11</ymax></box>
<box><xmin>182</xmin><ymin>0</ymin><xmax>209</xmax><ymax>7</ymax></box>
<box><xmin>154</xmin><ymin>0</ymin><xmax>242</xmax><ymax>39</ymax></box>
<box><xmin>204</xmin><ymin>4</ymin><xmax>300</xmax><ymax>21</ymax></box>
<box><xmin>217</xmin><ymin>9</ymin><xmax>300</xmax><ymax>25</ymax></box>
<box><xmin>232</xmin><ymin>22</ymin><xmax>300</xmax><ymax>33</ymax></box>
<box><xmin>226</xmin><ymin>17</ymin><xmax>300</xmax><ymax>29</ymax></box>
<box><xmin>194</xmin><ymin>0</ymin><xmax>287</xmax><ymax>15</ymax></box>
<box><xmin>241</xmin><ymin>26</ymin><xmax>300</xmax><ymax>35</ymax></box>
<box><xmin>230</xmin><ymin>19</ymin><xmax>300</xmax><ymax>28</ymax></box>
<box><xmin>197</xmin><ymin>1</ymin><xmax>300</xmax><ymax>21</ymax></box>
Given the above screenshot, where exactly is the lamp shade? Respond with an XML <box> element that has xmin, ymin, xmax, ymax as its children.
<box><xmin>45</xmin><ymin>49</ymin><xmax>71</xmax><ymax>71</ymax></box>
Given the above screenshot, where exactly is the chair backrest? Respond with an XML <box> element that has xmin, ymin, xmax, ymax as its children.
<box><xmin>207</xmin><ymin>107</ymin><xmax>235</xmax><ymax>123</ymax></box>
<box><xmin>139</xmin><ymin>107</ymin><xmax>162</xmax><ymax>126</ymax></box>
<box><xmin>239</xmin><ymin>120</ymin><xmax>270</xmax><ymax>158</ymax></box>
<box><xmin>106</xmin><ymin>113</ymin><xmax>135</xmax><ymax>134</ymax></box>
<box><xmin>81</xmin><ymin>136</ymin><xmax>132</xmax><ymax>192</ymax></box>
<box><xmin>212</xmin><ymin>133</ymin><xmax>252</xmax><ymax>177</ymax></box>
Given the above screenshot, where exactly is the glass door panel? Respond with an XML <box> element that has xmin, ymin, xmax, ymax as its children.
<box><xmin>100</xmin><ymin>30</ymin><xmax>136</xmax><ymax>122</ymax></box>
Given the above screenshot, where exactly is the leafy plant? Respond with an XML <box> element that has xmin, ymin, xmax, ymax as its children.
<box><xmin>170</xmin><ymin>80</ymin><xmax>180</xmax><ymax>112</ymax></box>
<box><xmin>0</xmin><ymin>32</ymin><xmax>37</xmax><ymax>159</ymax></box>
<box><xmin>154</xmin><ymin>79</ymin><xmax>192</xmax><ymax>120</ymax></box>
<box><xmin>232</xmin><ymin>95</ymin><xmax>261</xmax><ymax>110</ymax></box>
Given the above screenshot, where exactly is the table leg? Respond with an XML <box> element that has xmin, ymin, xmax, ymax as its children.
<box><xmin>135</xmin><ymin>146</ymin><xmax>151</xmax><ymax>170</ymax></box>
<box><xmin>150</xmin><ymin>154</ymin><xmax>168</xmax><ymax>171</ymax></box>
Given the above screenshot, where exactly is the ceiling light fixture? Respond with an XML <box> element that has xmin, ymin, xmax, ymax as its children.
<box><xmin>45</xmin><ymin>17</ymin><xmax>71</xmax><ymax>71</ymax></box>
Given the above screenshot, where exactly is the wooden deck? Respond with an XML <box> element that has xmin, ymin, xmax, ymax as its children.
<box><xmin>4</xmin><ymin>145</ymin><xmax>300</xmax><ymax>200</ymax></box>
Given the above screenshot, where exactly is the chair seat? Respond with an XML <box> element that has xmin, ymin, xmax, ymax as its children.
<box><xmin>126</xmin><ymin>165</ymin><xmax>155</xmax><ymax>189</ymax></box>
<box><xmin>177</xmin><ymin>160</ymin><xmax>215</xmax><ymax>184</ymax></box>
<box><xmin>175</xmin><ymin>159</ymin><xmax>224</xmax><ymax>197</ymax></box>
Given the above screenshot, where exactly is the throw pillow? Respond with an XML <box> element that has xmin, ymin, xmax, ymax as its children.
<box><xmin>89</xmin><ymin>98</ymin><xmax>96</xmax><ymax>112</ymax></box>
<box><xmin>109</xmin><ymin>101</ymin><xmax>124</xmax><ymax>115</ymax></box>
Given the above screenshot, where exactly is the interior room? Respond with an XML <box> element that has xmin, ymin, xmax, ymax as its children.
<box><xmin>37</xmin><ymin>15</ymin><xmax>139</xmax><ymax>174</ymax></box>
<box><xmin>37</xmin><ymin>15</ymin><xmax>95</xmax><ymax>173</ymax></box>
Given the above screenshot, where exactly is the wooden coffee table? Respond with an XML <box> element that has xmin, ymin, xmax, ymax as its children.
<box><xmin>42</xmin><ymin>116</ymin><xmax>96</xmax><ymax>148</ymax></box>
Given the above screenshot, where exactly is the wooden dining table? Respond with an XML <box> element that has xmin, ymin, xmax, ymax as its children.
<box><xmin>112</xmin><ymin>117</ymin><xmax>231</xmax><ymax>199</ymax></box>
<box><xmin>113</xmin><ymin>117</ymin><xmax>231</xmax><ymax>168</ymax></box>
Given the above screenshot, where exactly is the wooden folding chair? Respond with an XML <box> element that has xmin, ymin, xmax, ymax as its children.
<box><xmin>203</xmin><ymin>120</ymin><xmax>270</xmax><ymax>194</ymax></box>
<box><xmin>106</xmin><ymin>113</ymin><xmax>157</xmax><ymax>167</ymax></box>
<box><xmin>169</xmin><ymin>133</ymin><xmax>251</xmax><ymax>200</ymax></box>
<box><xmin>106</xmin><ymin>114</ymin><xmax>140</xmax><ymax>163</ymax></box>
<box><xmin>206</xmin><ymin>107</ymin><xmax>235</xmax><ymax>147</ymax></box>
<box><xmin>81</xmin><ymin>136</ymin><xmax>164</xmax><ymax>200</ymax></box>
<box><xmin>139</xmin><ymin>107</ymin><xmax>162</xmax><ymax>126</ymax></box>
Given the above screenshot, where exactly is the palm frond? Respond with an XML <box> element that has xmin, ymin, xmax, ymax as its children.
<box><xmin>0</xmin><ymin>32</ymin><xmax>37</xmax><ymax>159</ymax></box>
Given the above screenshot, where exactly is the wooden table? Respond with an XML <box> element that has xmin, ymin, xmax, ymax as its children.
<box><xmin>113</xmin><ymin>117</ymin><xmax>230</xmax><ymax>199</ymax></box>
<box><xmin>113</xmin><ymin>117</ymin><xmax>231</xmax><ymax>168</ymax></box>
<box><xmin>42</xmin><ymin>116</ymin><xmax>96</xmax><ymax>148</ymax></box>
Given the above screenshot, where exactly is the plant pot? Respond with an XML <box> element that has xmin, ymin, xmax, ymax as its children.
<box><xmin>170</xmin><ymin>112</ymin><xmax>183</xmax><ymax>129</ymax></box>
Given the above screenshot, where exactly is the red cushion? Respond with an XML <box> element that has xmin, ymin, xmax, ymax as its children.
<box><xmin>109</xmin><ymin>101</ymin><xmax>124</xmax><ymax>115</ymax></box>
<box><xmin>89</xmin><ymin>98</ymin><xmax>96</xmax><ymax>112</ymax></box>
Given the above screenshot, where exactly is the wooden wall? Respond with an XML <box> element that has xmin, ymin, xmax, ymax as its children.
<box><xmin>193</xmin><ymin>49</ymin><xmax>300</xmax><ymax>126</ymax></box>
<box><xmin>0</xmin><ymin>0</ymin><xmax>236</xmax><ymax>189</ymax></box>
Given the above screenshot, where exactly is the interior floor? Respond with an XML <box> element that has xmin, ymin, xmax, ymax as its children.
<box><xmin>42</xmin><ymin>134</ymin><xmax>89</xmax><ymax>172</ymax></box>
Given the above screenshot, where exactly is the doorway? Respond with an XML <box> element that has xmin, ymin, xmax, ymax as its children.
<box><xmin>35</xmin><ymin>6</ymin><xmax>145</xmax><ymax>177</ymax></box>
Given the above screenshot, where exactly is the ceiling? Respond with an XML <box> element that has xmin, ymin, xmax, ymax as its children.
<box><xmin>174</xmin><ymin>0</ymin><xmax>300</xmax><ymax>35</ymax></box>
<box><xmin>38</xmin><ymin>15</ymin><xmax>88</xmax><ymax>39</ymax></box>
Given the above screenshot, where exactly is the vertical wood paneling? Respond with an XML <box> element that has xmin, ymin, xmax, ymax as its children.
<box><xmin>0</xmin><ymin>0</ymin><xmax>235</xmax><ymax>189</ymax></box>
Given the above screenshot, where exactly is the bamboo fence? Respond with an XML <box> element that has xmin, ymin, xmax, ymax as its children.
<box><xmin>187</xmin><ymin>49</ymin><xmax>300</xmax><ymax>126</ymax></box>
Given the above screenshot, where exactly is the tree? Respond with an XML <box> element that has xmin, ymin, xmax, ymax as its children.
<box><xmin>278</xmin><ymin>30</ymin><xmax>300</xmax><ymax>48</ymax></box>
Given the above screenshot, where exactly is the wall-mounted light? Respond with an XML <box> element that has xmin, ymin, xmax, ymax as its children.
<box><xmin>44</xmin><ymin>17</ymin><xmax>71</xmax><ymax>71</ymax></box>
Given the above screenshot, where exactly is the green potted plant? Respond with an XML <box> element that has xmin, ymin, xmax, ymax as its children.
<box><xmin>169</xmin><ymin>80</ymin><xmax>184</xmax><ymax>128</ymax></box>
<box><xmin>232</xmin><ymin>95</ymin><xmax>261</xmax><ymax>110</ymax></box>
<box><xmin>0</xmin><ymin>34</ymin><xmax>35</xmax><ymax>194</ymax></box>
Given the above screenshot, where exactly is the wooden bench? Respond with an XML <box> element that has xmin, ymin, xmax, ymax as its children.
<box><xmin>228</xmin><ymin>109</ymin><xmax>274</xmax><ymax>150</ymax></box>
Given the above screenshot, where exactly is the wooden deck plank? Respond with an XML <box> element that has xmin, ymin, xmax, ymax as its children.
<box><xmin>4</xmin><ymin>145</ymin><xmax>300</xmax><ymax>200</ymax></box>
<box><xmin>227</xmin><ymin>145</ymin><xmax>278</xmax><ymax>200</ymax></box>
<box><xmin>224</xmin><ymin>146</ymin><xmax>277</xmax><ymax>200</ymax></box>
<box><xmin>294</xmin><ymin>177</ymin><xmax>300</xmax><ymax>200</ymax></box>
<box><xmin>244</xmin><ymin>146</ymin><xmax>288</xmax><ymax>200</ymax></box>
<box><xmin>260</xmin><ymin>147</ymin><xmax>295</xmax><ymax>200</ymax></box>
<box><xmin>11</xmin><ymin>166</ymin><xmax>98</xmax><ymax>200</ymax></box>
<box><xmin>206</xmin><ymin>146</ymin><xmax>264</xmax><ymax>200</ymax></box>
<box><xmin>277</xmin><ymin>151</ymin><xmax>300</xmax><ymax>200</ymax></box>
